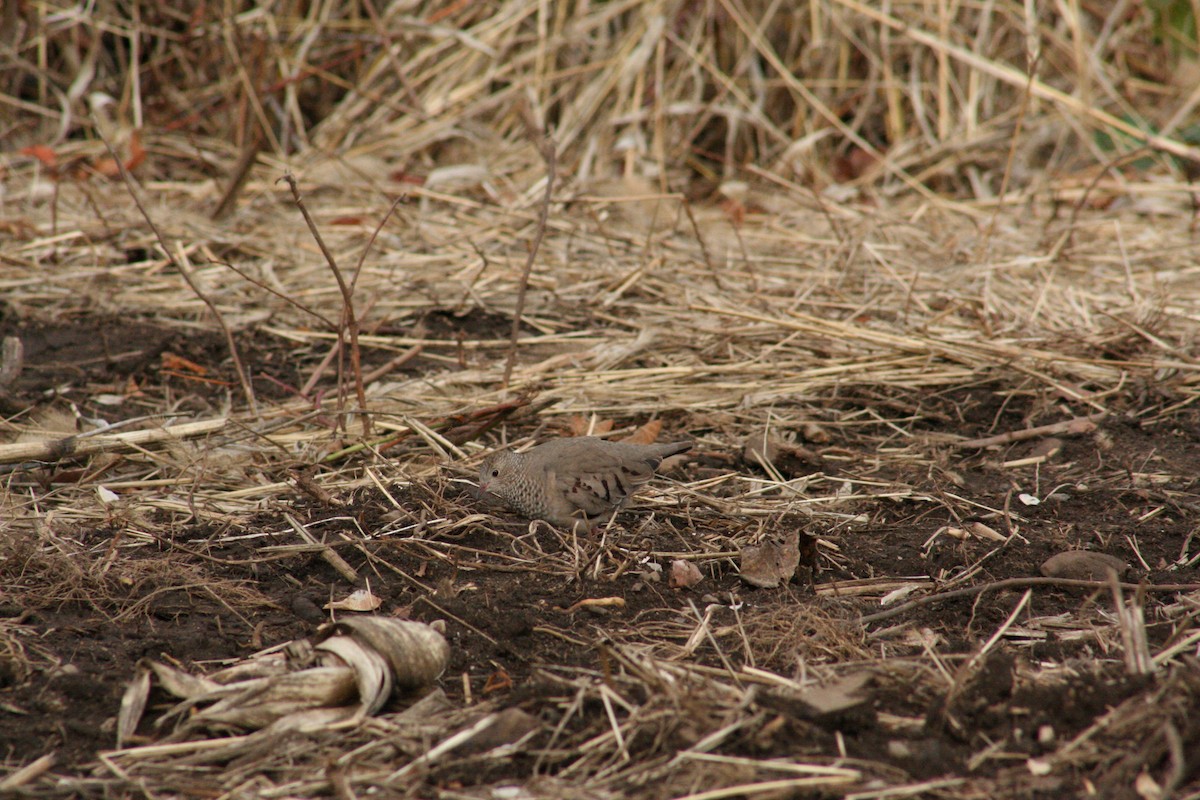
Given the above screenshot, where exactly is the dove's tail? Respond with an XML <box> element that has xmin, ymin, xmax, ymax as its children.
<box><xmin>655</xmin><ymin>441</ymin><xmax>693</xmax><ymax>458</ymax></box>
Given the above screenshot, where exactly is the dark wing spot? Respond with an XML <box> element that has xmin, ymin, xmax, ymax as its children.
<box><xmin>612</xmin><ymin>473</ymin><xmax>627</xmax><ymax>497</ymax></box>
<box><xmin>600</xmin><ymin>478</ymin><xmax>612</xmax><ymax>500</ymax></box>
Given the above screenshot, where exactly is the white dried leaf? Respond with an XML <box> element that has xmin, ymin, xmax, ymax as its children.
<box><xmin>116</xmin><ymin>662</ymin><xmax>153</xmax><ymax>747</ymax></box>
<box><xmin>325</xmin><ymin>588</ymin><xmax>383</xmax><ymax>612</ymax></box>
<box><xmin>316</xmin><ymin>617</ymin><xmax>450</xmax><ymax>690</ymax></box>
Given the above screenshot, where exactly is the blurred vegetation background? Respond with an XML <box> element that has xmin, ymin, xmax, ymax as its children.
<box><xmin>4</xmin><ymin>0</ymin><xmax>1200</xmax><ymax>201</ymax></box>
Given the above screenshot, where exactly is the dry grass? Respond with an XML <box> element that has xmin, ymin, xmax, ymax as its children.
<box><xmin>2</xmin><ymin>0</ymin><xmax>1200</xmax><ymax>798</ymax></box>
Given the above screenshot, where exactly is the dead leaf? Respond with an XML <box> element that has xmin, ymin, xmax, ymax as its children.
<box><xmin>119</xmin><ymin>618</ymin><xmax>448</xmax><ymax>739</ymax></box>
<box><xmin>795</xmin><ymin>672</ymin><xmax>872</xmax><ymax>715</ymax></box>
<box><xmin>567</xmin><ymin>415</ymin><xmax>614</xmax><ymax>437</ymax></box>
<box><xmin>91</xmin><ymin>130</ymin><xmax>145</xmax><ymax>178</ymax></box>
<box><xmin>720</xmin><ymin>197</ymin><xmax>746</xmax><ymax>226</ymax></box>
<box><xmin>1028</xmin><ymin>437</ymin><xmax>1063</xmax><ymax>459</ymax></box>
<box><xmin>622</xmin><ymin>419</ymin><xmax>663</xmax><ymax>445</ymax></box>
<box><xmin>742</xmin><ymin>431</ymin><xmax>782</xmax><ymax>463</ymax></box>
<box><xmin>832</xmin><ymin>145</ymin><xmax>883</xmax><ymax>182</ymax></box>
<box><xmin>325</xmin><ymin>588</ymin><xmax>383</xmax><ymax>612</ymax></box>
<box><xmin>968</xmin><ymin>522</ymin><xmax>1005</xmax><ymax>542</ymax></box>
<box><xmin>740</xmin><ymin>530</ymin><xmax>801</xmax><ymax>588</ymax></box>
<box><xmin>459</xmin><ymin>707</ymin><xmax>541</xmax><ymax>754</ymax></box>
<box><xmin>21</xmin><ymin>144</ymin><xmax>58</xmax><ymax>169</ymax></box>
<box><xmin>759</xmin><ymin>672</ymin><xmax>873</xmax><ymax>722</ymax></box>
<box><xmin>669</xmin><ymin>559</ymin><xmax>703</xmax><ymax>589</ymax></box>
<box><xmin>564</xmin><ymin>597</ymin><xmax>626</xmax><ymax>613</ymax></box>
<box><xmin>1040</xmin><ymin>551</ymin><xmax>1128</xmax><ymax>581</ymax></box>
<box><xmin>800</xmin><ymin>422</ymin><xmax>830</xmax><ymax>444</ymax></box>
<box><xmin>161</xmin><ymin>352</ymin><xmax>208</xmax><ymax>376</ymax></box>
<box><xmin>389</xmin><ymin>170</ymin><xmax>426</xmax><ymax>185</ymax></box>
<box><xmin>126</xmin><ymin>130</ymin><xmax>146</xmax><ymax>170</ymax></box>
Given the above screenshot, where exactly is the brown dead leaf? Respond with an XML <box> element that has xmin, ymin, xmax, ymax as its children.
<box><xmin>564</xmin><ymin>597</ymin><xmax>626</xmax><ymax>613</ymax></box>
<box><xmin>740</xmin><ymin>530</ymin><xmax>801</xmax><ymax>588</ymax></box>
<box><xmin>742</xmin><ymin>431</ymin><xmax>783</xmax><ymax>463</ymax></box>
<box><xmin>460</xmin><ymin>707</ymin><xmax>541</xmax><ymax>754</ymax></box>
<box><xmin>800</xmin><ymin>422</ymin><xmax>830</xmax><ymax>444</ymax></box>
<box><xmin>567</xmin><ymin>415</ymin><xmax>614</xmax><ymax>437</ymax></box>
<box><xmin>389</xmin><ymin>170</ymin><xmax>427</xmax><ymax>185</ymax></box>
<box><xmin>623</xmin><ymin>419</ymin><xmax>663</xmax><ymax>445</ymax></box>
<box><xmin>720</xmin><ymin>197</ymin><xmax>746</xmax><ymax>227</ymax></box>
<box><xmin>91</xmin><ymin>130</ymin><xmax>145</xmax><ymax>178</ymax></box>
<box><xmin>21</xmin><ymin>145</ymin><xmax>58</xmax><ymax>169</ymax></box>
<box><xmin>831</xmin><ymin>145</ymin><xmax>883</xmax><ymax>183</ymax></box>
<box><xmin>1028</xmin><ymin>437</ymin><xmax>1063</xmax><ymax>460</ymax></box>
<box><xmin>1040</xmin><ymin>551</ymin><xmax>1129</xmax><ymax>581</ymax></box>
<box><xmin>126</xmin><ymin>130</ymin><xmax>146</xmax><ymax>170</ymax></box>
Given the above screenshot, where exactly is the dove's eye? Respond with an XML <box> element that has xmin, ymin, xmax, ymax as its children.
<box><xmin>491</xmin><ymin>469</ymin><xmax>499</xmax><ymax>477</ymax></box>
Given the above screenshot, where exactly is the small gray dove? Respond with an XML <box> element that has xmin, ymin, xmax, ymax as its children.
<box><xmin>478</xmin><ymin>437</ymin><xmax>692</xmax><ymax>529</ymax></box>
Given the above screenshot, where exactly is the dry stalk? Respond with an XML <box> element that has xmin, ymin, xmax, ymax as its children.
<box><xmin>100</xmin><ymin>135</ymin><xmax>258</xmax><ymax>416</ymax></box>
<box><xmin>282</xmin><ymin>173</ymin><xmax>370</xmax><ymax>435</ymax></box>
<box><xmin>504</xmin><ymin>107</ymin><xmax>558</xmax><ymax>389</ymax></box>
<box><xmin>211</xmin><ymin>122</ymin><xmax>266</xmax><ymax>221</ymax></box>
<box><xmin>860</xmin><ymin>577</ymin><xmax>1200</xmax><ymax>625</ymax></box>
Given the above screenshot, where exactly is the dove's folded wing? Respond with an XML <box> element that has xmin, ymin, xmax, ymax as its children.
<box><xmin>553</xmin><ymin>453</ymin><xmax>658</xmax><ymax>518</ymax></box>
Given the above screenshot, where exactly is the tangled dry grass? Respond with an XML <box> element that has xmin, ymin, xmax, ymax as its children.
<box><xmin>3</xmin><ymin>1</ymin><xmax>1200</xmax><ymax>798</ymax></box>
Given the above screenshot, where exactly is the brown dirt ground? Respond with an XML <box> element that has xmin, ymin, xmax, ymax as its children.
<box><xmin>2</xmin><ymin>311</ymin><xmax>1198</xmax><ymax>797</ymax></box>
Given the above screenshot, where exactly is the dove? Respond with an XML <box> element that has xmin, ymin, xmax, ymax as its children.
<box><xmin>478</xmin><ymin>437</ymin><xmax>692</xmax><ymax>529</ymax></box>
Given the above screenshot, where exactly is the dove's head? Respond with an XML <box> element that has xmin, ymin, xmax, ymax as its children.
<box><xmin>478</xmin><ymin>449</ymin><xmax>521</xmax><ymax>495</ymax></box>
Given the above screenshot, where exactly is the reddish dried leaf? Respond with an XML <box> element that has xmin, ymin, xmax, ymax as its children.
<box><xmin>622</xmin><ymin>419</ymin><xmax>662</xmax><ymax>445</ymax></box>
<box><xmin>21</xmin><ymin>145</ymin><xmax>58</xmax><ymax>168</ymax></box>
<box><xmin>92</xmin><ymin>131</ymin><xmax>145</xmax><ymax>178</ymax></box>
<box><xmin>567</xmin><ymin>415</ymin><xmax>613</xmax><ymax>437</ymax></box>
<box><xmin>160</xmin><ymin>352</ymin><xmax>208</xmax><ymax>376</ymax></box>
<box><xmin>91</xmin><ymin>157</ymin><xmax>121</xmax><ymax>178</ymax></box>
<box><xmin>720</xmin><ymin>197</ymin><xmax>746</xmax><ymax>226</ymax></box>
<box><xmin>389</xmin><ymin>171</ymin><xmax>426</xmax><ymax>185</ymax></box>
<box><xmin>125</xmin><ymin>130</ymin><xmax>145</xmax><ymax>171</ymax></box>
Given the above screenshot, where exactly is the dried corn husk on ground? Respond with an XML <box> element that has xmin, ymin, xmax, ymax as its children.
<box><xmin>117</xmin><ymin>617</ymin><xmax>449</xmax><ymax>746</ymax></box>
